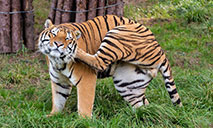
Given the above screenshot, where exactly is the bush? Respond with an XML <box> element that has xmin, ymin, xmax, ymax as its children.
<box><xmin>124</xmin><ymin>0</ymin><xmax>213</xmax><ymax>24</ymax></box>
<box><xmin>173</xmin><ymin>0</ymin><xmax>212</xmax><ymax>23</ymax></box>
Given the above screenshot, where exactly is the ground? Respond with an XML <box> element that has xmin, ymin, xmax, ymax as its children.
<box><xmin>0</xmin><ymin>0</ymin><xmax>212</xmax><ymax>127</ymax></box>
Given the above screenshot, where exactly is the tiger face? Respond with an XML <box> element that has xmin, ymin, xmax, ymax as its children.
<box><xmin>38</xmin><ymin>19</ymin><xmax>81</xmax><ymax>63</ymax></box>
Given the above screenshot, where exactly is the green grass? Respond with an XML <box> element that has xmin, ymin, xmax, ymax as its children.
<box><xmin>124</xmin><ymin>0</ymin><xmax>213</xmax><ymax>23</ymax></box>
<box><xmin>0</xmin><ymin>0</ymin><xmax>212</xmax><ymax>127</ymax></box>
<box><xmin>33</xmin><ymin>0</ymin><xmax>51</xmax><ymax>38</ymax></box>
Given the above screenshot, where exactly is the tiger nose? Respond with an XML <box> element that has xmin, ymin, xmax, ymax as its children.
<box><xmin>54</xmin><ymin>41</ymin><xmax>63</xmax><ymax>47</ymax></box>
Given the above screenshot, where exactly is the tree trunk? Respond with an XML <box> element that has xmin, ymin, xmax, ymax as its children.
<box><xmin>55</xmin><ymin>0</ymin><xmax>64</xmax><ymax>24</ymax></box>
<box><xmin>107</xmin><ymin>0</ymin><xmax>116</xmax><ymax>15</ymax></box>
<box><xmin>87</xmin><ymin>0</ymin><xmax>97</xmax><ymax>20</ymax></box>
<box><xmin>11</xmin><ymin>0</ymin><xmax>22</xmax><ymax>52</ymax></box>
<box><xmin>76</xmin><ymin>0</ymin><xmax>87</xmax><ymax>23</ymax></box>
<box><xmin>61</xmin><ymin>0</ymin><xmax>73</xmax><ymax>23</ymax></box>
<box><xmin>97</xmin><ymin>0</ymin><xmax>105</xmax><ymax>16</ymax></box>
<box><xmin>116</xmin><ymin>0</ymin><xmax>123</xmax><ymax>17</ymax></box>
<box><xmin>0</xmin><ymin>0</ymin><xmax>11</xmax><ymax>53</ymax></box>
<box><xmin>48</xmin><ymin>0</ymin><xmax>57</xmax><ymax>23</ymax></box>
<box><xmin>23</xmin><ymin>0</ymin><xmax>35</xmax><ymax>51</ymax></box>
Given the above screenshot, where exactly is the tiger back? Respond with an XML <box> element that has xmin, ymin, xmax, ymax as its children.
<box><xmin>70</xmin><ymin>23</ymin><xmax>182</xmax><ymax>107</ymax></box>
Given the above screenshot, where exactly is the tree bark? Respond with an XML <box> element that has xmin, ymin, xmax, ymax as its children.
<box><xmin>76</xmin><ymin>0</ymin><xmax>87</xmax><ymax>23</ymax></box>
<box><xmin>97</xmin><ymin>0</ymin><xmax>105</xmax><ymax>16</ymax></box>
<box><xmin>55</xmin><ymin>0</ymin><xmax>64</xmax><ymax>24</ymax></box>
<box><xmin>11</xmin><ymin>0</ymin><xmax>22</xmax><ymax>52</ymax></box>
<box><xmin>87</xmin><ymin>0</ymin><xmax>97</xmax><ymax>20</ymax></box>
<box><xmin>0</xmin><ymin>0</ymin><xmax>12</xmax><ymax>53</ymax></box>
<box><xmin>116</xmin><ymin>0</ymin><xmax>123</xmax><ymax>17</ymax></box>
<box><xmin>48</xmin><ymin>0</ymin><xmax>58</xmax><ymax>23</ymax></box>
<box><xmin>61</xmin><ymin>0</ymin><xmax>73</xmax><ymax>23</ymax></box>
<box><xmin>107</xmin><ymin>0</ymin><xmax>116</xmax><ymax>15</ymax></box>
<box><xmin>23</xmin><ymin>0</ymin><xmax>35</xmax><ymax>51</ymax></box>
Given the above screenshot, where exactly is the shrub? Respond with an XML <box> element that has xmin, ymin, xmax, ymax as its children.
<box><xmin>124</xmin><ymin>0</ymin><xmax>213</xmax><ymax>24</ymax></box>
<box><xmin>173</xmin><ymin>0</ymin><xmax>212</xmax><ymax>23</ymax></box>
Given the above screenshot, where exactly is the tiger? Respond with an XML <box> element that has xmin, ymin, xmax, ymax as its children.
<box><xmin>69</xmin><ymin>23</ymin><xmax>182</xmax><ymax>109</ymax></box>
<box><xmin>38</xmin><ymin>15</ymin><xmax>136</xmax><ymax>117</ymax></box>
<box><xmin>38</xmin><ymin>15</ymin><xmax>182</xmax><ymax>118</ymax></box>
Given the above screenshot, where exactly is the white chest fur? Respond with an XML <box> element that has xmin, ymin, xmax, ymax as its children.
<box><xmin>49</xmin><ymin>58</ymin><xmax>79</xmax><ymax>86</ymax></box>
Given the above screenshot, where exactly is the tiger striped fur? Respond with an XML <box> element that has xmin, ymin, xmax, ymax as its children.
<box><xmin>38</xmin><ymin>15</ymin><xmax>182</xmax><ymax>118</ymax></box>
<box><xmin>70</xmin><ymin>23</ymin><xmax>182</xmax><ymax>107</ymax></box>
<box><xmin>38</xmin><ymin>15</ymin><xmax>136</xmax><ymax>117</ymax></box>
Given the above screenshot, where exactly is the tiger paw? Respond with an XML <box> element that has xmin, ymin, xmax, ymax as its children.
<box><xmin>66</xmin><ymin>43</ymin><xmax>78</xmax><ymax>62</ymax></box>
<box><xmin>46</xmin><ymin>111</ymin><xmax>59</xmax><ymax>117</ymax></box>
<box><xmin>46</xmin><ymin>114</ymin><xmax>54</xmax><ymax>117</ymax></box>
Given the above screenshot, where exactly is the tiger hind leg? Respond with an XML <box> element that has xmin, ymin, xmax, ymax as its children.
<box><xmin>113</xmin><ymin>63</ymin><xmax>153</xmax><ymax>108</ymax></box>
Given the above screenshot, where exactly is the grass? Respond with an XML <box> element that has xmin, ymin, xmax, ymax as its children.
<box><xmin>0</xmin><ymin>0</ymin><xmax>212</xmax><ymax>127</ymax></box>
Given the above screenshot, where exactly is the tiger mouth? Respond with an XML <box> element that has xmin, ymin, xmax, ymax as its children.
<box><xmin>39</xmin><ymin>43</ymin><xmax>64</xmax><ymax>57</ymax></box>
<box><xmin>39</xmin><ymin>42</ymin><xmax>75</xmax><ymax>63</ymax></box>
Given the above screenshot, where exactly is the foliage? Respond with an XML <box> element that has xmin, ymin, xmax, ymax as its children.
<box><xmin>124</xmin><ymin>0</ymin><xmax>213</xmax><ymax>26</ymax></box>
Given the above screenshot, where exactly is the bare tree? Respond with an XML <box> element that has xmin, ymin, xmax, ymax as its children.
<box><xmin>116</xmin><ymin>0</ymin><xmax>124</xmax><ymax>17</ymax></box>
<box><xmin>0</xmin><ymin>0</ymin><xmax>12</xmax><ymax>53</ymax></box>
<box><xmin>62</xmin><ymin>0</ymin><xmax>73</xmax><ymax>23</ymax></box>
<box><xmin>55</xmin><ymin>0</ymin><xmax>64</xmax><ymax>24</ymax></box>
<box><xmin>107</xmin><ymin>0</ymin><xmax>116</xmax><ymax>15</ymax></box>
<box><xmin>76</xmin><ymin>0</ymin><xmax>87</xmax><ymax>23</ymax></box>
<box><xmin>87</xmin><ymin>0</ymin><xmax>97</xmax><ymax>20</ymax></box>
<box><xmin>48</xmin><ymin>0</ymin><xmax>58</xmax><ymax>22</ymax></box>
<box><xmin>12</xmin><ymin>0</ymin><xmax>22</xmax><ymax>52</ymax></box>
<box><xmin>23</xmin><ymin>0</ymin><xmax>35</xmax><ymax>51</ymax></box>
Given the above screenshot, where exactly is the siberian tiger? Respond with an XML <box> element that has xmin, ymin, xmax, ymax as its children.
<box><xmin>39</xmin><ymin>15</ymin><xmax>136</xmax><ymax>117</ymax></box>
<box><xmin>38</xmin><ymin>15</ymin><xmax>182</xmax><ymax>118</ymax></box>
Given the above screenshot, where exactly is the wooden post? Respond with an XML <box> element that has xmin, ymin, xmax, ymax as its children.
<box><xmin>55</xmin><ymin>0</ymin><xmax>64</xmax><ymax>24</ymax></box>
<box><xmin>107</xmin><ymin>0</ymin><xmax>116</xmax><ymax>15</ymax></box>
<box><xmin>11</xmin><ymin>0</ymin><xmax>22</xmax><ymax>52</ymax></box>
<box><xmin>61</xmin><ymin>0</ymin><xmax>73</xmax><ymax>23</ymax></box>
<box><xmin>116</xmin><ymin>0</ymin><xmax>123</xmax><ymax>17</ymax></box>
<box><xmin>76</xmin><ymin>0</ymin><xmax>87</xmax><ymax>23</ymax></box>
<box><xmin>0</xmin><ymin>0</ymin><xmax>12</xmax><ymax>53</ymax></box>
<box><xmin>97</xmin><ymin>0</ymin><xmax>105</xmax><ymax>16</ymax></box>
<box><xmin>48</xmin><ymin>0</ymin><xmax>58</xmax><ymax>23</ymax></box>
<box><xmin>23</xmin><ymin>0</ymin><xmax>35</xmax><ymax>51</ymax></box>
<box><xmin>87</xmin><ymin>0</ymin><xmax>97</xmax><ymax>20</ymax></box>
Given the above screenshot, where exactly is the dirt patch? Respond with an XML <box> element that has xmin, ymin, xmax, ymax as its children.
<box><xmin>2</xmin><ymin>83</ymin><xmax>15</xmax><ymax>90</ymax></box>
<box><xmin>172</xmin><ymin>51</ymin><xmax>202</xmax><ymax>69</ymax></box>
<box><xmin>124</xmin><ymin>0</ymin><xmax>148</xmax><ymax>5</ymax></box>
<box><xmin>173</xmin><ymin>54</ymin><xmax>185</xmax><ymax>68</ymax></box>
<box><xmin>137</xmin><ymin>18</ymin><xmax>172</xmax><ymax>26</ymax></box>
<box><xmin>124</xmin><ymin>0</ymin><xmax>155</xmax><ymax>6</ymax></box>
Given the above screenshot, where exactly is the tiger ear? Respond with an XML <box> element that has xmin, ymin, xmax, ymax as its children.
<box><xmin>44</xmin><ymin>19</ymin><xmax>53</xmax><ymax>29</ymax></box>
<box><xmin>75</xmin><ymin>30</ymin><xmax>81</xmax><ymax>40</ymax></box>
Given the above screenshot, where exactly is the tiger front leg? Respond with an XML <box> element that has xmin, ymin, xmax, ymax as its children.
<box><xmin>75</xmin><ymin>67</ymin><xmax>97</xmax><ymax>118</ymax></box>
<box><xmin>47</xmin><ymin>81</ymin><xmax>72</xmax><ymax>117</ymax></box>
<box><xmin>77</xmin><ymin>76</ymin><xmax>97</xmax><ymax>118</ymax></box>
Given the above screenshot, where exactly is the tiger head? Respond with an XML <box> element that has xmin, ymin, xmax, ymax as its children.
<box><xmin>38</xmin><ymin>19</ymin><xmax>81</xmax><ymax>63</ymax></box>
